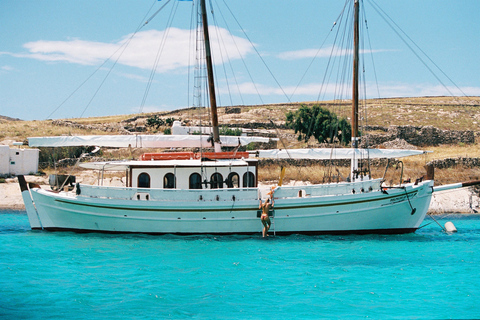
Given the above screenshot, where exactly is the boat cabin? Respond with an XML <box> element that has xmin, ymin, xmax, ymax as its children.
<box><xmin>129</xmin><ymin>159</ymin><xmax>258</xmax><ymax>189</ymax></box>
<box><xmin>81</xmin><ymin>156</ymin><xmax>258</xmax><ymax>190</ymax></box>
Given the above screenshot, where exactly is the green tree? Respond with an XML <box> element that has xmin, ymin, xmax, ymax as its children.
<box><xmin>285</xmin><ymin>105</ymin><xmax>351</xmax><ymax>146</ymax></box>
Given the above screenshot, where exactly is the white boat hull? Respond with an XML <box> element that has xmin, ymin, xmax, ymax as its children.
<box><xmin>23</xmin><ymin>179</ymin><xmax>434</xmax><ymax>235</ymax></box>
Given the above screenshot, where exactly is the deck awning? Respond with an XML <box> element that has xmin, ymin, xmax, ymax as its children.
<box><xmin>28</xmin><ymin>134</ymin><xmax>271</xmax><ymax>148</ymax></box>
<box><xmin>255</xmin><ymin>148</ymin><xmax>429</xmax><ymax>160</ymax></box>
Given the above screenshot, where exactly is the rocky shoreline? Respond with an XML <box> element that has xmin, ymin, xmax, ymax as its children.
<box><xmin>1</xmin><ymin>176</ymin><xmax>478</xmax><ymax>214</ymax></box>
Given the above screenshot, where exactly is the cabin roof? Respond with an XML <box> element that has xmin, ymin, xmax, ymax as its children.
<box><xmin>79</xmin><ymin>158</ymin><xmax>256</xmax><ymax>171</ymax></box>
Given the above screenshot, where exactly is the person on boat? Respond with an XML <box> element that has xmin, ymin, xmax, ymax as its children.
<box><xmin>259</xmin><ymin>198</ymin><xmax>273</xmax><ymax>237</ymax></box>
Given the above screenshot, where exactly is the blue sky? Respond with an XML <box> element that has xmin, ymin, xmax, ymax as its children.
<box><xmin>1</xmin><ymin>0</ymin><xmax>479</xmax><ymax>120</ymax></box>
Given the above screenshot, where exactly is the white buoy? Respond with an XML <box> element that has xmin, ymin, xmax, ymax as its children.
<box><xmin>444</xmin><ymin>221</ymin><xmax>457</xmax><ymax>233</ymax></box>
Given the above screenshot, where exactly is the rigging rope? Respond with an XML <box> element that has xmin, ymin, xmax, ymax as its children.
<box><xmin>139</xmin><ymin>0</ymin><xmax>180</xmax><ymax>114</ymax></box>
<box><xmin>367</xmin><ymin>0</ymin><xmax>469</xmax><ymax>100</ymax></box>
<box><xmin>46</xmin><ymin>0</ymin><xmax>161</xmax><ymax>119</ymax></box>
<box><xmin>212</xmin><ymin>1</ymin><xmax>245</xmax><ymax>106</ymax></box>
<box><xmin>220</xmin><ymin>0</ymin><xmax>290</xmax><ymax>104</ymax></box>
<box><xmin>289</xmin><ymin>2</ymin><xmax>347</xmax><ymax>101</ymax></box>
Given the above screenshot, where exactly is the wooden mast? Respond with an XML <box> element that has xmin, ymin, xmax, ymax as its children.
<box><xmin>352</xmin><ymin>0</ymin><xmax>360</xmax><ymax>149</ymax></box>
<box><xmin>200</xmin><ymin>0</ymin><xmax>221</xmax><ymax>151</ymax></box>
<box><xmin>350</xmin><ymin>0</ymin><xmax>361</xmax><ymax>180</ymax></box>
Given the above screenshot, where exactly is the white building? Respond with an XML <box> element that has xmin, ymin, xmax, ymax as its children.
<box><xmin>0</xmin><ymin>145</ymin><xmax>40</xmax><ymax>176</ymax></box>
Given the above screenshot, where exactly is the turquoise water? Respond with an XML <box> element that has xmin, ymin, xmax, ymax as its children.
<box><xmin>1</xmin><ymin>211</ymin><xmax>479</xmax><ymax>319</ymax></box>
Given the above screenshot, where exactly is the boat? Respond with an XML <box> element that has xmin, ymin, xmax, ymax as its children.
<box><xmin>18</xmin><ymin>0</ymin><xmax>479</xmax><ymax>235</ymax></box>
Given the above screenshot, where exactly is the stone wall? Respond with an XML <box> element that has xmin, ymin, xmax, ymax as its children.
<box><xmin>427</xmin><ymin>157</ymin><xmax>480</xmax><ymax>169</ymax></box>
<box><xmin>361</xmin><ymin>125</ymin><xmax>474</xmax><ymax>147</ymax></box>
<box><xmin>258</xmin><ymin>158</ymin><xmax>390</xmax><ymax>168</ymax></box>
<box><xmin>52</xmin><ymin>120</ymin><xmax>130</xmax><ymax>134</ymax></box>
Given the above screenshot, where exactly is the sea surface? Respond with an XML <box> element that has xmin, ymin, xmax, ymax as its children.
<box><xmin>1</xmin><ymin>210</ymin><xmax>479</xmax><ymax>320</ymax></box>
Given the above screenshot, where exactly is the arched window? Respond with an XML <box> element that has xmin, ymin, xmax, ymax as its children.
<box><xmin>210</xmin><ymin>172</ymin><xmax>223</xmax><ymax>189</ymax></box>
<box><xmin>189</xmin><ymin>173</ymin><xmax>202</xmax><ymax>189</ymax></box>
<box><xmin>226</xmin><ymin>172</ymin><xmax>239</xmax><ymax>188</ymax></box>
<box><xmin>243</xmin><ymin>172</ymin><xmax>255</xmax><ymax>188</ymax></box>
<box><xmin>138</xmin><ymin>172</ymin><xmax>151</xmax><ymax>188</ymax></box>
<box><xmin>163</xmin><ymin>173</ymin><xmax>175</xmax><ymax>189</ymax></box>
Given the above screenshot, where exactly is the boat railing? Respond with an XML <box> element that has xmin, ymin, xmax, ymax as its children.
<box><xmin>76</xmin><ymin>184</ymin><xmax>259</xmax><ymax>202</ymax></box>
<box><xmin>273</xmin><ymin>179</ymin><xmax>382</xmax><ymax>199</ymax></box>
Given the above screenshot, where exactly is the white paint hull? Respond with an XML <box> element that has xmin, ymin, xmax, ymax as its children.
<box><xmin>23</xmin><ymin>179</ymin><xmax>434</xmax><ymax>235</ymax></box>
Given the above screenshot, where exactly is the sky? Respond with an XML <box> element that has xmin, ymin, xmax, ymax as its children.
<box><xmin>1</xmin><ymin>0</ymin><xmax>479</xmax><ymax>121</ymax></box>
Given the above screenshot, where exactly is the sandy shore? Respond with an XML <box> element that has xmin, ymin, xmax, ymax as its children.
<box><xmin>1</xmin><ymin>175</ymin><xmax>478</xmax><ymax>213</ymax></box>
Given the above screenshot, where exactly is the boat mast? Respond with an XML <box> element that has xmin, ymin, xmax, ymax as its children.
<box><xmin>351</xmin><ymin>0</ymin><xmax>361</xmax><ymax>180</ymax></box>
<box><xmin>200</xmin><ymin>0</ymin><xmax>221</xmax><ymax>152</ymax></box>
<box><xmin>352</xmin><ymin>0</ymin><xmax>359</xmax><ymax>149</ymax></box>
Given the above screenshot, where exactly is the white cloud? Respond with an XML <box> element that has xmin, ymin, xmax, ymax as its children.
<box><xmin>278</xmin><ymin>47</ymin><xmax>336</xmax><ymax>60</ymax></box>
<box><xmin>1</xmin><ymin>65</ymin><xmax>14</xmax><ymax>71</ymax></box>
<box><xmin>370</xmin><ymin>83</ymin><xmax>480</xmax><ymax>98</ymax></box>
<box><xmin>278</xmin><ymin>46</ymin><xmax>388</xmax><ymax>60</ymax></box>
<box><xmin>218</xmin><ymin>81</ymin><xmax>342</xmax><ymax>98</ymax></box>
<box><xmin>132</xmin><ymin>105</ymin><xmax>175</xmax><ymax>114</ymax></box>
<box><xmin>20</xmin><ymin>27</ymin><xmax>253</xmax><ymax>73</ymax></box>
<box><xmin>118</xmin><ymin>72</ymin><xmax>150</xmax><ymax>83</ymax></box>
<box><xmin>229</xmin><ymin>81</ymin><xmax>480</xmax><ymax>101</ymax></box>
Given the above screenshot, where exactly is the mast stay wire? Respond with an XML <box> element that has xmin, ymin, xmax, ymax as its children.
<box><xmin>302</xmin><ymin>1</ymin><xmax>352</xmax><ymax>148</ymax></box>
<box><xmin>316</xmin><ymin>1</ymin><xmax>351</xmax><ymax>104</ymax></box>
<box><xmin>198</xmin><ymin>0</ymin><xmax>294</xmax><ymax>149</ymax></box>
<box><xmin>207</xmin><ymin>1</ymin><xmax>230</xmax><ymax>109</ymax></box>
<box><xmin>268</xmin><ymin>1</ymin><xmax>354</xmax><ymax>180</ymax></box>
<box><xmin>139</xmin><ymin>1</ymin><xmax>180</xmax><ymax>114</ymax></box>
<box><xmin>210</xmin><ymin>16</ymin><xmax>232</xmax><ymax>107</ymax></box>
<box><xmin>290</xmin><ymin>1</ymin><xmax>348</xmax><ymax>102</ymax></box>
<box><xmin>210</xmin><ymin>0</ymin><xmax>246</xmax><ymax>107</ymax></box>
<box><xmin>217</xmin><ymin>0</ymin><xmax>264</xmax><ymax>105</ymax></box>
<box><xmin>45</xmin><ymin>0</ymin><xmax>169</xmax><ymax>119</ymax></box>
<box><xmin>220</xmin><ymin>0</ymin><xmax>290</xmax><ymax>104</ymax></box>
<box><xmin>186</xmin><ymin>1</ymin><xmax>195</xmax><ymax>116</ymax></box>
<box><xmin>211</xmin><ymin>1</ymin><xmax>245</xmax><ymax>106</ymax></box>
<box><xmin>367</xmin><ymin>0</ymin><xmax>469</xmax><ymax>100</ymax></box>
<box><xmin>359</xmin><ymin>1</ymin><xmax>370</xmax><ymax>169</ymax></box>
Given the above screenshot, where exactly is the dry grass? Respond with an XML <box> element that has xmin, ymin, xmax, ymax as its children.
<box><xmin>0</xmin><ymin>120</ymin><xmax>110</xmax><ymax>143</ymax></box>
<box><xmin>425</xmin><ymin>140</ymin><xmax>480</xmax><ymax>160</ymax></box>
<box><xmin>216</xmin><ymin>96</ymin><xmax>480</xmax><ymax>132</ymax></box>
<box><xmin>258</xmin><ymin>162</ymin><xmax>480</xmax><ymax>187</ymax></box>
<box><xmin>2</xmin><ymin>96</ymin><xmax>480</xmax><ymax>187</ymax></box>
<box><xmin>2</xmin><ymin>96</ymin><xmax>479</xmax><ymax>143</ymax></box>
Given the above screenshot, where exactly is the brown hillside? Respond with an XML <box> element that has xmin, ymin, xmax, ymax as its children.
<box><xmin>1</xmin><ymin>96</ymin><xmax>479</xmax><ymax>143</ymax></box>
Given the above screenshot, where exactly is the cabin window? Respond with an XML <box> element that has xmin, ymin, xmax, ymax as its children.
<box><xmin>138</xmin><ymin>172</ymin><xmax>151</xmax><ymax>188</ymax></box>
<box><xmin>210</xmin><ymin>173</ymin><xmax>224</xmax><ymax>189</ymax></box>
<box><xmin>163</xmin><ymin>173</ymin><xmax>176</xmax><ymax>189</ymax></box>
<box><xmin>226</xmin><ymin>172</ymin><xmax>239</xmax><ymax>188</ymax></box>
<box><xmin>189</xmin><ymin>173</ymin><xmax>202</xmax><ymax>189</ymax></box>
<box><xmin>243</xmin><ymin>172</ymin><xmax>255</xmax><ymax>188</ymax></box>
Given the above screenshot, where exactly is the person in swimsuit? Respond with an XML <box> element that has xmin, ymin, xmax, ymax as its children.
<box><xmin>259</xmin><ymin>198</ymin><xmax>273</xmax><ymax>237</ymax></box>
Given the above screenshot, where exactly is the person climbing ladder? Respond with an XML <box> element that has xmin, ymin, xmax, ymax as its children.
<box><xmin>259</xmin><ymin>198</ymin><xmax>273</xmax><ymax>237</ymax></box>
